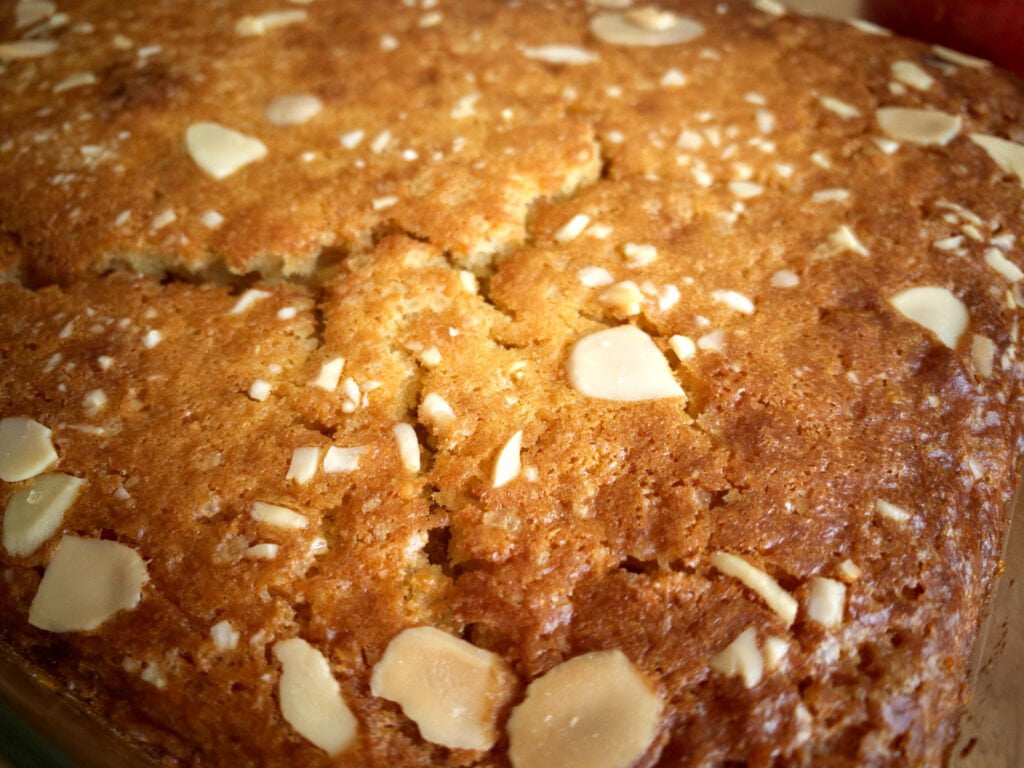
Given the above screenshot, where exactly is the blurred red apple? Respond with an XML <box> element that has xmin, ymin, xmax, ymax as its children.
<box><xmin>865</xmin><ymin>0</ymin><xmax>1024</xmax><ymax>76</ymax></box>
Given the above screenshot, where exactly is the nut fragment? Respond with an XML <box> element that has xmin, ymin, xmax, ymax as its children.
<box><xmin>806</xmin><ymin>577</ymin><xmax>846</xmax><ymax>629</ymax></box>
<box><xmin>492</xmin><ymin>431</ymin><xmax>523</xmax><ymax>488</ymax></box>
<box><xmin>3</xmin><ymin>473</ymin><xmax>85</xmax><ymax>557</ymax></box>
<box><xmin>0</xmin><ymin>417</ymin><xmax>58</xmax><ymax>482</ymax></box>
<box><xmin>29</xmin><ymin>536</ymin><xmax>148</xmax><ymax>632</ymax></box>
<box><xmin>984</xmin><ymin>248</ymin><xmax>1023</xmax><ymax>282</ymax></box>
<box><xmin>420</xmin><ymin>393</ymin><xmax>455</xmax><ymax>431</ymax></box>
<box><xmin>874</xmin><ymin>498</ymin><xmax>910</xmax><ymax>522</ymax></box>
<box><xmin>507</xmin><ymin>650</ymin><xmax>662</xmax><ymax>768</ymax></box>
<box><xmin>286</xmin><ymin>446</ymin><xmax>320</xmax><ymax>484</ymax></box>
<box><xmin>265</xmin><ymin>93</ymin><xmax>323</xmax><ymax>126</ymax></box>
<box><xmin>567</xmin><ymin>325</ymin><xmax>685</xmax><ymax>402</ymax></box>
<box><xmin>876</xmin><ymin>107</ymin><xmax>961</xmax><ymax>146</ymax></box>
<box><xmin>393</xmin><ymin>423</ymin><xmax>421</xmax><ymax>472</ymax></box>
<box><xmin>273</xmin><ymin>638</ymin><xmax>357</xmax><ymax>755</ymax></box>
<box><xmin>710</xmin><ymin>627</ymin><xmax>763</xmax><ymax>688</ymax></box>
<box><xmin>598</xmin><ymin>280</ymin><xmax>644</xmax><ymax>316</ymax></box>
<box><xmin>932</xmin><ymin>45</ymin><xmax>989</xmax><ymax>69</ymax></box>
<box><xmin>0</xmin><ymin>40</ymin><xmax>58</xmax><ymax>59</ymax></box>
<box><xmin>890</xmin><ymin>60</ymin><xmax>934</xmax><ymax>91</ymax></box>
<box><xmin>590</xmin><ymin>8</ymin><xmax>704</xmax><ymax>47</ymax></box>
<box><xmin>371</xmin><ymin>626</ymin><xmax>516</xmax><ymax>750</ymax></box>
<box><xmin>668</xmin><ymin>334</ymin><xmax>696</xmax><ymax>360</ymax></box>
<box><xmin>185</xmin><ymin>122</ymin><xmax>268</xmax><ymax>180</ymax></box>
<box><xmin>251</xmin><ymin>501</ymin><xmax>308</xmax><ymax>530</ymax></box>
<box><xmin>969</xmin><ymin>134</ymin><xmax>1024</xmax><ymax>187</ymax></box>
<box><xmin>711</xmin><ymin>289</ymin><xmax>755</xmax><ymax>315</ymax></box>
<box><xmin>323</xmin><ymin>445</ymin><xmax>367</xmax><ymax>473</ymax></box>
<box><xmin>229</xmin><ymin>289</ymin><xmax>271</xmax><ymax>315</ymax></box>
<box><xmin>761</xmin><ymin>636</ymin><xmax>789</xmax><ymax>671</ymax></box>
<box><xmin>972</xmin><ymin>334</ymin><xmax>995</xmax><ymax>378</ymax></box>
<box><xmin>709</xmin><ymin>551</ymin><xmax>798</xmax><ymax>626</ymax></box>
<box><xmin>311</xmin><ymin>357</ymin><xmax>345</xmax><ymax>391</ymax></box>
<box><xmin>521</xmin><ymin>45</ymin><xmax>598</xmax><ymax>64</ymax></box>
<box><xmin>236</xmin><ymin>9</ymin><xmax>308</xmax><ymax>36</ymax></box>
<box><xmin>888</xmin><ymin>286</ymin><xmax>968</xmax><ymax>349</ymax></box>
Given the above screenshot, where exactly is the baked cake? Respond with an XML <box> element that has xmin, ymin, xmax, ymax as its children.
<box><xmin>1</xmin><ymin>0</ymin><xmax>1023</xmax><ymax>765</ymax></box>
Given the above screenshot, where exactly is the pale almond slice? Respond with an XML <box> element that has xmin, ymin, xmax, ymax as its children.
<box><xmin>229</xmin><ymin>289</ymin><xmax>271</xmax><ymax>315</ymax></box>
<box><xmin>310</xmin><ymin>357</ymin><xmax>345</xmax><ymax>391</ymax></box>
<box><xmin>876</xmin><ymin>107</ymin><xmax>961</xmax><ymax>146</ymax></box>
<box><xmin>874</xmin><ymin>498</ymin><xmax>910</xmax><ymax>522</ymax></box>
<box><xmin>16</xmin><ymin>0</ymin><xmax>56</xmax><ymax>28</ymax></box>
<box><xmin>761</xmin><ymin>636</ymin><xmax>789</xmax><ymax>671</ymax></box>
<box><xmin>969</xmin><ymin>134</ymin><xmax>1024</xmax><ymax>187</ymax></box>
<box><xmin>0</xmin><ymin>40</ymin><xmax>57</xmax><ymax>59</ymax></box>
<box><xmin>370</xmin><ymin>626</ymin><xmax>516</xmax><ymax>750</ymax></box>
<box><xmin>420</xmin><ymin>393</ymin><xmax>455</xmax><ymax>431</ymax></box>
<box><xmin>286</xmin><ymin>446</ymin><xmax>320</xmax><ymax>484</ymax></box>
<box><xmin>888</xmin><ymin>286</ymin><xmax>968</xmax><ymax>349</ymax></box>
<box><xmin>521</xmin><ymin>45</ymin><xmax>598</xmax><ymax>65</ymax></box>
<box><xmin>709</xmin><ymin>551</ymin><xmax>798</xmax><ymax>627</ymax></box>
<box><xmin>568</xmin><ymin>325</ymin><xmax>684</xmax><ymax>402</ymax></box>
<box><xmin>323</xmin><ymin>445</ymin><xmax>368</xmax><ymax>473</ymax></box>
<box><xmin>806</xmin><ymin>577</ymin><xmax>846</xmax><ymax>629</ymax></box>
<box><xmin>710</xmin><ymin>627</ymin><xmax>763</xmax><ymax>687</ymax></box>
<box><xmin>29</xmin><ymin>536</ymin><xmax>148</xmax><ymax>632</ymax></box>
<box><xmin>235</xmin><ymin>9</ymin><xmax>308</xmax><ymax>36</ymax></box>
<box><xmin>507</xmin><ymin>650</ymin><xmax>662</xmax><ymax>768</ymax></box>
<box><xmin>590</xmin><ymin>8</ymin><xmax>704</xmax><ymax>47</ymax></box>
<box><xmin>932</xmin><ymin>45</ymin><xmax>989</xmax><ymax>69</ymax></box>
<box><xmin>251</xmin><ymin>501</ymin><xmax>308</xmax><ymax>530</ymax></box>
<box><xmin>492</xmin><ymin>431</ymin><xmax>523</xmax><ymax>488</ymax></box>
<box><xmin>890</xmin><ymin>60</ymin><xmax>934</xmax><ymax>91</ymax></box>
<box><xmin>2</xmin><ymin>473</ymin><xmax>85</xmax><ymax>557</ymax></box>
<box><xmin>273</xmin><ymin>638</ymin><xmax>357</xmax><ymax>755</ymax></box>
<box><xmin>264</xmin><ymin>93</ymin><xmax>323</xmax><ymax>126</ymax></box>
<box><xmin>393</xmin><ymin>423</ymin><xmax>421</xmax><ymax>472</ymax></box>
<box><xmin>0</xmin><ymin>417</ymin><xmax>59</xmax><ymax>482</ymax></box>
<box><xmin>984</xmin><ymin>248</ymin><xmax>1023</xmax><ymax>282</ymax></box>
<box><xmin>185</xmin><ymin>122</ymin><xmax>268</xmax><ymax>180</ymax></box>
<box><xmin>972</xmin><ymin>334</ymin><xmax>995</xmax><ymax>378</ymax></box>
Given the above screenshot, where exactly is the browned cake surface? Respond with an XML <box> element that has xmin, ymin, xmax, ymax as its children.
<box><xmin>1</xmin><ymin>0</ymin><xmax>1023</xmax><ymax>766</ymax></box>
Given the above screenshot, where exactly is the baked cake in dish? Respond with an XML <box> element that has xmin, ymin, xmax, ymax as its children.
<box><xmin>1</xmin><ymin>0</ymin><xmax>1023</xmax><ymax>765</ymax></box>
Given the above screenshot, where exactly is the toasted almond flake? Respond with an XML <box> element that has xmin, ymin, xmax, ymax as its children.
<box><xmin>492</xmin><ymin>431</ymin><xmax>523</xmax><ymax>488</ymax></box>
<box><xmin>622</xmin><ymin>242</ymin><xmax>657</xmax><ymax>268</ymax></box>
<box><xmin>53</xmin><ymin>71</ymin><xmax>96</xmax><ymax>93</ymax></box>
<box><xmin>847</xmin><ymin>18</ymin><xmax>890</xmax><ymax>35</ymax></box>
<box><xmin>420</xmin><ymin>393</ymin><xmax>455</xmax><ymax>432</ymax></box>
<box><xmin>669</xmin><ymin>334</ymin><xmax>696</xmax><ymax>360</ymax></box>
<box><xmin>458</xmin><ymin>271</ymin><xmax>478</xmax><ymax>293</ymax></box>
<box><xmin>875</xmin><ymin>498</ymin><xmax>910</xmax><ymax>522</ymax></box>
<box><xmin>0</xmin><ymin>417</ymin><xmax>58</xmax><ymax>482</ymax></box>
<box><xmin>588</xmin><ymin>223</ymin><xmax>613</xmax><ymax>239</ymax></box>
<box><xmin>807</xmin><ymin>577</ymin><xmax>846</xmax><ymax>629</ymax></box>
<box><xmin>201</xmin><ymin>210</ymin><xmax>225</xmax><ymax>229</ymax></box>
<box><xmin>710</xmin><ymin>551</ymin><xmax>798</xmax><ymax>626</ymax></box>
<box><xmin>393</xmin><ymin>423</ymin><xmax>421</xmax><ymax>473</ymax></box>
<box><xmin>697</xmin><ymin>329</ymin><xmax>725</xmax><ymax>352</ymax></box>
<box><xmin>969</xmin><ymin>134</ymin><xmax>1024</xmax><ymax>186</ymax></box>
<box><xmin>310</xmin><ymin>357</ymin><xmax>345</xmax><ymax>392</ymax></box>
<box><xmin>185</xmin><ymin>122</ymin><xmax>267</xmax><ymax>180</ymax></box>
<box><xmin>210</xmin><ymin>620</ymin><xmax>239</xmax><ymax>651</ymax></box>
<box><xmin>578</xmin><ymin>266</ymin><xmax>615</xmax><ymax>287</ymax></box>
<box><xmin>762</xmin><ymin>636</ymin><xmax>789</xmax><ymax>671</ymax></box>
<box><xmin>837</xmin><ymin>559</ymin><xmax>862</xmax><ymax>582</ymax></box>
<box><xmin>657</xmin><ymin>284</ymin><xmax>680</xmax><ymax>311</ymax></box>
<box><xmin>985</xmin><ymin>248</ymin><xmax>1023</xmax><ymax>282</ymax></box>
<box><xmin>934</xmin><ymin>235</ymin><xmax>964</xmax><ymax>251</ymax></box>
<box><xmin>598</xmin><ymin>280</ymin><xmax>644</xmax><ymax>316</ymax></box>
<box><xmin>339</xmin><ymin>129</ymin><xmax>364</xmax><ymax>149</ymax></box>
<box><xmin>251</xmin><ymin>501</ymin><xmax>307</xmax><ymax>530</ymax></box>
<box><xmin>711</xmin><ymin>289</ymin><xmax>755</xmax><ymax>315</ymax></box>
<box><xmin>828</xmin><ymin>225</ymin><xmax>870</xmax><ymax>256</ymax></box>
<box><xmin>16</xmin><ymin>0</ymin><xmax>55</xmax><ymax>27</ymax></box>
<box><xmin>82</xmin><ymin>388</ymin><xmax>107</xmax><ymax>416</ymax></box>
<box><xmin>756</xmin><ymin>109</ymin><xmax>776</xmax><ymax>134</ymax></box>
<box><xmin>323</xmin><ymin>445</ymin><xmax>368</xmax><ymax>473</ymax></box>
<box><xmin>264</xmin><ymin>93</ymin><xmax>323</xmax><ymax>126</ymax></box>
<box><xmin>555</xmin><ymin>213</ymin><xmax>591</xmax><ymax>243</ymax></box>
<box><xmin>371</xmin><ymin>627</ymin><xmax>516</xmax><ymax>750</ymax></box>
<box><xmin>419</xmin><ymin>10</ymin><xmax>443</xmax><ymax>27</ymax></box>
<box><xmin>710</xmin><ymin>627</ymin><xmax>763</xmax><ymax>687</ymax></box>
<box><xmin>450</xmin><ymin>92</ymin><xmax>480</xmax><ymax>119</ymax></box>
<box><xmin>2</xmin><ymin>473</ymin><xmax>84</xmax><ymax>557</ymax></box>
<box><xmin>286</xmin><ymin>446</ymin><xmax>320</xmax><ymax>485</ymax></box>
<box><xmin>0</xmin><ymin>40</ymin><xmax>57</xmax><ymax>59</ymax></box>
<box><xmin>235</xmin><ymin>9</ymin><xmax>307</xmax><ymax>36</ymax></box>
<box><xmin>891</xmin><ymin>60</ymin><xmax>934</xmax><ymax>91</ymax></box>
<box><xmin>728</xmin><ymin>180</ymin><xmax>763</xmax><ymax>199</ymax></box>
<box><xmin>150</xmin><ymin>208</ymin><xmax>176</xmax><ymax>230</ymax></box>
<box><xmin>507</xmin><ymin>650</ymin><xmax>662</xmax><ymax>768</ymax></box>
<box><xmin>660</xmin><ymin>67</ymin><xmax>686</xmax><ymax>86</ymax></box>
<box><xmin>677</xmin><ymin>129</ymin><xmax>703</xmax><ymax>150</ymax></box>
<box><xmin>248</xmin><ymin>379</ymin><xmax>272</xmax><ymax>401</ymax></box>
<box><xmin>889</xmin><ymin>286</ymin><xmax>968</xmax><ymax>349</ymax></box>
<box><xmin>379</xmin><ymin>33</ymin><xmax>399</xmax><ymax>51</ymax></box>
<box><xmin>811</xmin><ymin>188</ymin><xmax>849</xmax><ymax>204</ymax></box>
<box><xmin>29</xmin><ymin>536</ymin><xmax>147</xmax><ymax>632</ymax></box>
<box><xmin>876</xmin><ymin>107</ymin><xmax>961</xmax><ymax>146</ymax></box>
<box><xmin>751</xmin><ymin>0</ymin><xmax>785</xmax><ymax>15</ymax></box>
<box><xmin>273</xmin><ymin>638</ymin><xmax>357</xmax><ymax>754</ymax></box>
<box><xmin>419</xmin><ymin>347</ymin><xmax>442</xmax><ymax>367</ymax></box>
<box><xmin>97</xmin><ymin>355</ymin><xmax>114</xmax><ymax>371</ymax></box>
<box><xmin>521</xmin><ymin>44</ymin><xmax>598</xmax><ymax>65</ymax></box>
<box><xmin>229</xmin><ymin>289</ymin><xmax>270</xmax><ymax>315</ymax></box>
<box><xmin>932</xmin><ymin>45</ymin><xmax>989</xmax><ymax>68</ymax></box>
<box><xmin>244</xmin><ymin>543</ymin><xmax>279</xmax><ymax>560</ymax></box>
<box><xmin>590</xmin><ymin>9</ymin><xmax>704</xmax><ymax>46</ymax></box>
<box><xmin>567</xmin><ymin>325</ymin><xmax>684</xmax><ymax>402</ymax></box>
<box><xmin>370</xmin><ymin>129</ymin><xmax>392</xmax><ymax>154</ymax></box>
<box><xmin>819</xmin><ymin>96</ymin><xmax>861</xmax><ymax>119</ymax></box>
<box><xmin>770</xmin><ymin>269</ymin><xmax>800</xmax><ymax>288</ymax></box>
<box><xmin>972</xmin><ymin>334</ymin><xmax>995</xmax><ymax>378</ymax></box>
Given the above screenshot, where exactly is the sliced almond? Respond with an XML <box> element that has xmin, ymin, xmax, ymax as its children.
<box><xmin>598</xmin><ymin>280</ymin><xmax>644</xmax><ymax>316</ymax></box>
<box><xmin>710</xmin><ymin>627</ymin><xmax>763</xmax><ymax>688</ymax></box>
<box><xmin>323</xmin><ymin>445</ymin><xmax>368</xmax><ymax>473</ymax></box>
<box><xmin>874</xmin><ymin>498</ymin><xmax>910</xmax><ymax>522</ymax></box>
<box><xmin>590</xmin><ymin>9</ymin><xmax>704</xmax><ymax>47</ymax></box>
<box><xmin>709</xmin><ymin>551</ymin><xmax>798</xmax><ymax>627</ymax></box>
<box><xmin>507</xmin><ymin>650</ymin><xmax>662</xmax><ymax>768</ymax></box>
<box><xmin>890</xmin><ymin>60</ymin><xmax>934</xmax><ymax>91</ymax></box>
<box><xmin>806</xmin><ymin>576</ymin><xmax>846</xmax><ymax>629</ymax></box>
<box><xmin>235</xmin><ymin>9</ymin><xmax>308</xmax><ymax>36</ymax></box>
<box><xmin>932</xmin><ymin>45</ymin><xmax>989</xmax><ymax>69</ymax></box>
<box><xmin>420</xmin><ymin>393</ymin><xmax>455</xmax><ymax>431</ymax></box>
<box><xmin>251</xmin><ymin>501</ymin><xmax>308</xmax><ymax>530</ymax></box>
<box><xmin>876</xmin><ymin>107</ymin><xmax>961</xmax><ymax>146</ymax></box>
<box><xmin>2</xmin><ymin>473</ymin><xmax>85</xmax><ymax>557</ymax></box>
<box><xmin>710</xmin><ymin>289</ymin><xmax>755</xmax><ymax>315</ymax></box>
<box><xmin>761</xmin><ymin>636</ymin><xmax>789</xmax><ymax>671</ymax></box>
<box><xmin>286</xmin><ymin>446</ymin><xmax>321</xmax><ymax>484</ymax></box>
<box><xmin>888</xmin><ymin>286</ymin><xmax>968</xmax><ymax>349</ymax></box>
<box><xmin>370</xmin><ymin>626</ymin><xmax>516</xmax><ymax>751</ymax></box>
<box><xmin>492</xmin><ymin>431</ymin><xmax>523</xmax><ymax>488</ymax></box>
<box><xmin>971</xmin><ymin>334</ymin><xmax>995</xmax><ymax>378</ymax></box>
<box><xmin>16</xmin><ymin>0</ymin><xmax>55</xmax><ymax>28</ymax></box>
<box><xmin>185</xmin><ymin>122</ymin><xmax>268</xmax><ymax>180</ymax></box>
<box><xmin>984</xmin><ymin>248</ymin><xmax>1023</xmax><ymax>282</ymax></box>
<box><xmin>0</xmin><ymin>40</ymin><xmax>57</xmax><ymax>59</ymax></box>
<box><xmin>969</xmin><ymin>134</ymin><xmax>1024</xmax><ymax>187</ymax></box>
<box><xmin>29</xmin><ymin>536</ymin><xmax>148</xmax><ymax>632</ymax></box>
<box><xmin>0</xmin><ymin>417</ymin><xmax>58</xmax><ymax>482</ymax></box>
<box><xmin>310</xmin><ymin>357</ymin><xmax>345</xmax><ymax>391</ymax></box>
<box><xmin>273</xmin><ymin>638</ymin><xmax>357</xmax><ymax>755</ymax></box>
<box><xmin>393</xmin><ymin>423</ymin><xmax>421</xmax><ymax>472</ymax></box>
<box><xmin>265</xmin><ymin>94</ymin><xmax>323</xmax><ymax>126</ymax></box>
<box><xmin>521</xmin><ymin>45</ymin><xmax>598</xmax><ymax>65</ymax></box>
<box><xmin>567</xmin><ymin>325</ymin><xmax>685</xmax><ymax>402</ymax></box>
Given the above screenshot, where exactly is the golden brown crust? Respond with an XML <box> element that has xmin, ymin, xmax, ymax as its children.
<box><xmin>1</xmin><ymin>1</ymin><xmax>1023</xmax><ymax>766</ymax></box>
